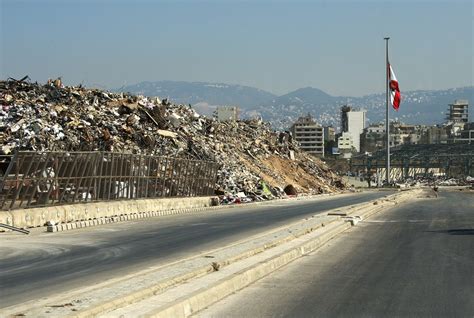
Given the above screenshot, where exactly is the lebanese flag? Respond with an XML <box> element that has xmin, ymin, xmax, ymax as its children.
<box><xmin>389</xmin><ymin>63</ymin><xmax>401</xmax><ymax>110</ymax></box>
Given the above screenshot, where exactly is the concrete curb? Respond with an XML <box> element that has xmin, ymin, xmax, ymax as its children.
<box><xmin>68</xmin><ymin>217</ymin><xmax>340</xmax><ymax>318</ymax></box>
<box><xmin>144</xmin><ymin>221</ymin><xmax>352</xmax><ymax>318</ymax></box>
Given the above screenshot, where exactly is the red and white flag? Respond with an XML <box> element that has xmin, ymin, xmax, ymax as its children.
<box><xmin>389</xmin><ymin>63</ymin><xmax>401</xmax><ymax>110</ymax></box>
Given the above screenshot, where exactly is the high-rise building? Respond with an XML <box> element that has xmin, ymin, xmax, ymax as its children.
<box><xmin>290</xmin><ymin>114</ymin><xmax>324</xmax><ymax>157</ymax></box>
<box><xmin>447</xmin><ymin>100</ymin><xmax>468</xmax><ymax>123</ymax></box>
<box><xmin>340</xmin><ymin>106</ymin><xmax>366</xmax><ymax>152</ymax></box>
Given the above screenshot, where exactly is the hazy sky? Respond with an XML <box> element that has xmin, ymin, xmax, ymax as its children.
<box><xmin>1</xmin><ymin>0</ymin><xmax>473</xmax><ymax>96</ymax></box>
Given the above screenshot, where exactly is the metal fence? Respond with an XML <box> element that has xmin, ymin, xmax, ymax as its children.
<box><xmin>0</xmin><ymin>151</ymin><xmax>218</xmax><ymax>210</ymax></box>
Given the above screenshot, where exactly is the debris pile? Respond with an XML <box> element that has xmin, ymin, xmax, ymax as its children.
<box><xmin>0</xmin><ymin>79</ymin><xmax>346</xmax><ymax>201</ymax></box>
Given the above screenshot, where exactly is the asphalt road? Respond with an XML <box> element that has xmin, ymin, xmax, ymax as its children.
<box><xmin>0</xmin><ymin>191</ymin><xmax>389</xmax><ymax>308</ymax></box>
<box><xmin>197</xmin><ymin>190</ymin><xmax>474</xmax><ymax>318</ymax></box>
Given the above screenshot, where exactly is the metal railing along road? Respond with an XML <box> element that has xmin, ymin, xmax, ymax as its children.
<box><xmin>0</xmin><ymin>151</ymin><xmax>218</xmax><ymax>210</ymax></box>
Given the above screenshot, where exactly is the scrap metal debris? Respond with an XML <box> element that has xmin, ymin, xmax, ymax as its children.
<box><xmin>0</xmin><ymin>79</ymin><xmax>346</xmax><ymax>203</ymax></box>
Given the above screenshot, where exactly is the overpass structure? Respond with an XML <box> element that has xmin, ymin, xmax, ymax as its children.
<box><xmin>350</xmin><ymin>144</ymin><xmax>474</xmax><ymax>182</ymax></box>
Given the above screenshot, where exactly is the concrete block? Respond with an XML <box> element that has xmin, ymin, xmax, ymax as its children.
<box><xmin>144</xmin><ymin>200</ymin><xmax>153</xmax><ymax>213</ymax></box>
<box><xmin>105</xmin><ymin>203</ymin><xmax>114</xmax><ymax>218</ymax></box>
<box><xmin>136</xmin><ymin>201</ymin><xmax>146</xmax><ymax>214</ymax></box>
<box><xmin>0</xmin><ymin>211</ymin><xmax>14</xmax><ymax>227</ymax></box>
<box><xmin>27</xmin><ymin>207</ymin><xmax>43</xmax><ymax>227</ymax></box>
<box><xmin>98</xmin><ymin>202</ymin><xmax>111</xmax><ymax>218</ymax></box>
<box><xmin>50</xmin><ymin>206</ymin><xmax>64</xmax><ymax>225</ymax></box>
<box><xmin>64</xmin><ymin>205</ymin><xmax>76</xmax><ymax>223</ymax></box>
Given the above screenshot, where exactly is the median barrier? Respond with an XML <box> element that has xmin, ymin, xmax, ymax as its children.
<box><xmin>2</xmin><ymin>196</ymin><xmax>217</xmax><ymax>230</ymax></box>
<box><xmin>0</xmin><ymin>211</ymin><xmax>13</xmax><ymax>226</ymax></box>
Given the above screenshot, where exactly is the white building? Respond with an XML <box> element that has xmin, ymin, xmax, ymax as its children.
<box><xmin>341</xmin><ymin>106</ymin><xmax>366</xmax><ymax>152</ymax></box>
<box><xmin>366</xmin><ymin>124</ymin><xmax>385</xmax><ymax>134</ymax></box>
<box><xmin>337</xmin><ymin>132</ymin><xmax>354</xmax><ymax>158</ymax></box>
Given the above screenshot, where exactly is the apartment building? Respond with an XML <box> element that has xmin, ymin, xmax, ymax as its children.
<box><xmin>290</xmin><ymin>114</ymin><xmax>324</xmax><ymax>157</ymax></box>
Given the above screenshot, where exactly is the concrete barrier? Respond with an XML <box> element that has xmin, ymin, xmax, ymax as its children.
<box><xmin>5</xmin><ymin>196</ymin><xmax>217</xmax><ymax>229</ymax></box>
<box><xmin>0</xmin><ymin>211</ymin><xmax>14</xmax><ymax>226</ymax></box>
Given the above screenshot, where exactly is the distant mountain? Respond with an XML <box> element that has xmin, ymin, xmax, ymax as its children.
<box><xmin>252</xmin><ymin>86</ymin><xmax>474</xmax><ymax>131</ymax></box>
<box><xmin>115</xmin><ymin>81</ymin><xmax>473</xmax><ymax>131</ymax></box>
<box><xmin>276</xmin><ymin>87</ymin><xmax>335</xmax><ymax>105</ymax></box>
<box><xmin>116</xmin><ymin>81</ymin><xmax>276</xmax><ymax>116</ymax></box>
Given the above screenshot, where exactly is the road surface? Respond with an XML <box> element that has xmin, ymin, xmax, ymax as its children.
<box><xmin>197</xmin><ymin>190</ymin><xmax>474</xmax><ymax>318</ymax></box>
<box><xmin>0</xmin><ymin>191</ymin><xmax>389</xmax><ymax>308</ymax></box>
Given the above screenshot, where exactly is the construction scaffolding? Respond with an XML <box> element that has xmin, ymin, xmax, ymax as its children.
<box><xmin>350</xmin><ymin>144</ymin><xmax>474</xmax><ymax>182</ymax></box>
<box><xmin>0</xmin><ymin>151</ymin><xmax>218</xmax><ymax>210</ymax></box>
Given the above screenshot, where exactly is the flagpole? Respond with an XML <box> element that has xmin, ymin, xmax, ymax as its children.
<box><xmin>384</xmin><ymin>37</ymin><xmax>390</xmax><ymax>185</ymax></box>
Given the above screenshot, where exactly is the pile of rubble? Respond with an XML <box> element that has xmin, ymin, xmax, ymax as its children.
<box><xmin>0</xmin><ymin>78</ymin><xmax>345</xmax><ymax>201</ymax></box>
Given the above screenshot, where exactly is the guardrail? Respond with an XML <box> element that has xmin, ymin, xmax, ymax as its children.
<box><xmin>0</xmin><ymin>151</ymin><xmax>218</xmax><ymax>210</ymax></box>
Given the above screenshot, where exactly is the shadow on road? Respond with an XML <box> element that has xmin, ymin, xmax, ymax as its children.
<box><xmin>427</xmin><ymin>229</ymin><xmax>474</xmax><ymax>236</ymax></box>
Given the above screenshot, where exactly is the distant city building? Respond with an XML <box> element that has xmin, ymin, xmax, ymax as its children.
<box><xmin>290</xmin><ymin>114</ymin><xmax>324</xmax><ymax>157</ymax></box>
<box><xmin>323</xmin><ymin>126</ymin><xmax>336</xmax><ymax>156</ymax></box>
<box><xmin>337</xmin><ymin>132</ymin><xmax>354</xmax><ymax>158</ymax></box>
<box><xmin>446</xmin><ymin>121</ymin><xmax>466</xmax><ymax>139</ymax></box>
<box><xmin>360</xmin><ymin>123</ymin><xmax>385</xmax><ymax>153</ymax></box>
<box><xmin>340</xmin><ymin>106</ymin><xmax>366</xmax><ymax>152</ymax></box>
<box><xmin>420</xmin><ymin>125</ymin><xmax>449</xmax><ymax>144</ymax></box>
<box><xmin>216</xmin><ymin>106</ymin><xmax>239</xmax><ymax>122</ymax></box>
<box><xmin>446</xmin><ymin>100</ymin><xmax>468</xmax><ymax>123</ymax></box>
<box><xmin>366</xmin><ymin>124</ymin><xmax>385</xmax><ymax>135</ymax></box>
<box><xmin>390</xmin><ymin>122</ymin><xmax>421</xmax><ymax>147</ymax></box>
<box><xmin>323</xmin><ymin>126</ymin><xmax>335</xmax><ymax>142</ymax></box>
<box><xmin>450</xmin><ymin>122</ymin><xmax>474</xmax><ymax>144</ymax></box>
<box><xmin>360</xmin><ymin>116</ymin><xmax>473</xmax><ymax>149</ymax></box>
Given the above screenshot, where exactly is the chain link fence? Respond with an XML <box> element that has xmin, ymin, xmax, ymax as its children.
<box><xmin>0</xmin><ymin>151</ymin><xmax>218</xmax><ymax>210</ymax></box>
